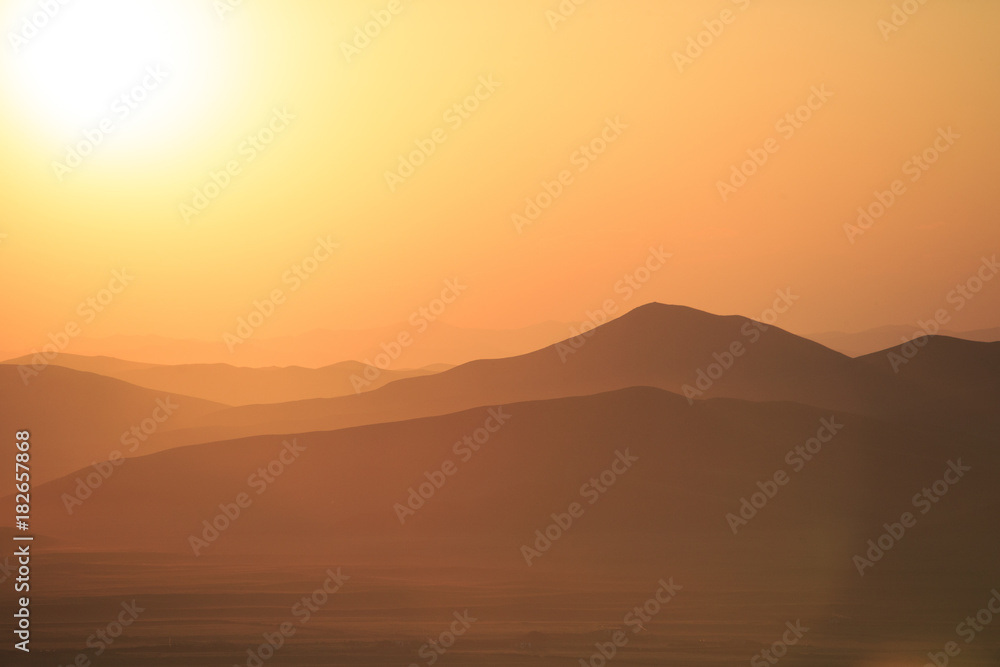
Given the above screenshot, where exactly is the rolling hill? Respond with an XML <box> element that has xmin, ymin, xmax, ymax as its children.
<box><xmin>15</xmin><ymin>386</ymin><xmax>997</xmax><ymax>578</ymax></box>
<box><xmin>147</xmin><ymin>303</ymin><xmax>982</xmax><ymax>451</ymax></box>
<box><xmin>0</xmin><ymin>365</ymin><xmax>226</xmax><ymax>485</ymax></box>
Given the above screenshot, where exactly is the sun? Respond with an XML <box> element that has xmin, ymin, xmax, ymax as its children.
<box><xmin>2</xmin><ymin>0</ymin><xmax>236</xmax><ymax>153</ymax></box>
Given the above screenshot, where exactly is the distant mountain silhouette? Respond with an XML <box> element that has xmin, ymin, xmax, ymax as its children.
<box><xmin>2</xmin><ymin>353</ymin><xmax>446</xmax><ymax>405</ymax></box>
<box><xmin>809</xmin><ymin>324</ymin><xmax>1000</xmax><ymax>357</ymax></box>
<box><xmin>38</xmin><ymin>320</ymin><xmax>572</xmax><ymax>368</ymax></box>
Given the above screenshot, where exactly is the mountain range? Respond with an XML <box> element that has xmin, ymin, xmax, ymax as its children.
<box><xmin>2</xmin><ymin>302</ymin><xmax>997</xmax><ymax>665</ymax></box>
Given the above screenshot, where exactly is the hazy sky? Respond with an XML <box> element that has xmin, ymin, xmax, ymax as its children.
<box><xmin>1</xmin><ymin>0</ymin><xmax>998</xmax><ymax>352</ymax></box>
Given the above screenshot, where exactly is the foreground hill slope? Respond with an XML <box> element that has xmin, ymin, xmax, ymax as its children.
<box><xmin>18</xmin><ymin>386</ymin><xmax>996</xmax><ymax>575</ymax></box>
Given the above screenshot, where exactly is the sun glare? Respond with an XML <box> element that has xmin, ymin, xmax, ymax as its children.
<box><xmin>3</xmin><ymin>0</ymin><xmax>232</xmax><ymax>152</ymax></box>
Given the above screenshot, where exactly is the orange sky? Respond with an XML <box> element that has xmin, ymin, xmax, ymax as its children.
<box><xmin>1</xmin><ymin>0</ymin><xmax>998</xmax><ymax>354</ymax></box>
